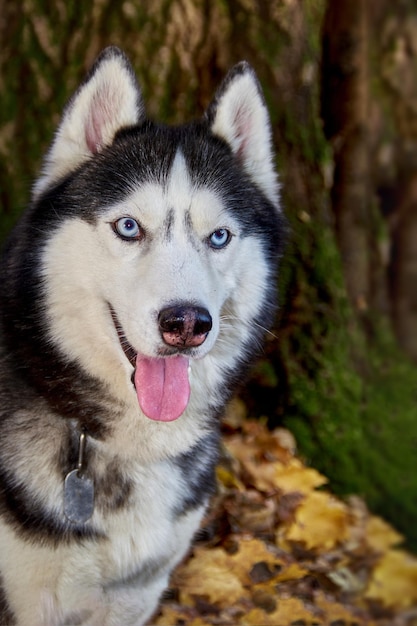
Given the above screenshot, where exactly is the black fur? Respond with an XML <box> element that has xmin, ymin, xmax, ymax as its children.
<box><xmin>173</xmin><ymin>432</ymin><xmax>220</xmax><ymax>515</ymax></box>
<box><xmin>0</xmin><ymin>577</ymin><xmax>15</xmax><ymax>626</ymax></box>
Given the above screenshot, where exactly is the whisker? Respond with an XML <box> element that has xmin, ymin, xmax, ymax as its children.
<box><xmin>220</xmin><ymin>314</ymin><xmax>279</xmax><ymax>340</ymax></box>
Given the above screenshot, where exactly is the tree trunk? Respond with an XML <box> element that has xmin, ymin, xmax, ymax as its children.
<box><xmin>374</xmin><ymin>1</ymin><xmax>417</xmax><ymax>362</ymax></box>
<box><xmin>389</xmin><ymin>167</ymin><xmax>417</xmax><ymax>359</ymax></box>
<box><xmin>321</xmin><ymin>0</ymin><xmax>371</xmax><ymax>313</ymax></box>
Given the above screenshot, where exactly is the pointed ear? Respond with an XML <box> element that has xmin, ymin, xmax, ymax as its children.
<box><xmin>206</xmin><ymin>62</ymin><xmax>279</xmax><ymax>209</ymax></box>
<box><xmin>33</xmin><ymin>46</ymin><xmax>145</xmax><ymax>198</ymax></box>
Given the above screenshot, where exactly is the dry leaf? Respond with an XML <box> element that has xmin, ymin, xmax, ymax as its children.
<box><xmin>366</xmin><ymin>515</ymin><xmax>404</xmax><ymax>552</ymax></box>
<box><xmin>216</xmin><ymin>465</ymin><xmax>245</xmax><ymax>491</ymax></box>
<box><xmin>244</xmin><ymin>597</ymin><xmax>317</xmax><ymax>625</ymax></box>
<box><xmin>224</xmin><ymin>490</ymin><xmax>277</xmax><ymax>534</ymax></box>
<box><xmin>225</xmin><ymin>436</ymin><xmax>326</xmax><ymax>495</ymax></box>
<box><xmin>155</xmin><ymin>607</ymin><xmax>212</xmax><ymax>626</ymax></box>
<box><xmin>228</xmin><ymin>537</ymin><xmax>282</xmax><ymax>585</ymax></box>
<box><xmin>178</xmin><ymin>538</ymin><xmax>280</xmax><ymax>606</ymax></box>
<box><xmin>273</xmin><ymin>562</ymin><xmax>309</xmax><ymax>583</ymax></box>
<box><xmin>366</xmin><ymin>549</ymin><xmax>417</xmax><ymax>608</ymax></box>
<box><xmin>178</xmin><ymin>546</ymin><xmax>247</xmax><ymax>605</ymax></box>
<box><xmin>272</xmin><ymin>459</ymin><xmax>327</xmax><ymax>494</ymax></box>
<box><xmin>225</xmin><ymin>422</ymin><xmax>296</xmax><ymax>468</ymax></box>
<box><xmin>285</xmin><ymin>491</ymin><xmax>350</xmax><ymax>550</ymax></box>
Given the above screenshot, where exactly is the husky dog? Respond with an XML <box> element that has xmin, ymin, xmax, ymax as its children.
<box><xmin>0</xmin><ymin>47</ymin><xmax>284</xmax><ymax>625</ymax></box>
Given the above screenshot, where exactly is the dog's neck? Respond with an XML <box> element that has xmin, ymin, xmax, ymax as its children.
<box><xmin>63</xmin><ymin>426</ymin><xmax>95</xmax><ymax>524</ymax></box>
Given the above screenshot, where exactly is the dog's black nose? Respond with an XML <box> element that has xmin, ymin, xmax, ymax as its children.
<box><xmin>158</xmin><ymin>305</ymin><xmax>212</xmax><ymax>348</ymax></box>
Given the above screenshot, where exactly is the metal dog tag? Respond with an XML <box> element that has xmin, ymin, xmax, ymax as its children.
<box><xmin>64</xmin><ymin>430</ymin><xmax>94</xmax><ymax>524</ymax></box>
<box><xmin>64</xmin><ymin>469</ymin><xmax>94</xmax><ymax>524</ymax></box>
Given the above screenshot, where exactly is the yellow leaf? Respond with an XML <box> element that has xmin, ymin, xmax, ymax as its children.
<box><xmin>273</xmin><ymin>459</ymin><xmax>327</xmax><ymax>494</ymax></box>
<box><xmin>178</xmin><ymin>539</ymin><xmax>279</xmax><ymax>606</ymax></box>
<box><xmin>178</xmin><ymin>546</ymin><xmax>246</xmax><ymax>605</ymax></box>
<box><xmin>153</xmin><ymin>607</ymin><xmax>180</xmax><ymax>625</ymax></box>
<box><xmin>244</xmin><ymin>597</ymin><xmax>317</xmax><ymax>625</ymax></box>
<box><xmin>216</xmin><ymin>465</ymin><xmax>245</xmax><ymax>491</ymax></box>
<box><xmin>366</xmin><ymin>515</ymin><xmax>404</xmax><ymax>552</ymax></box>
<box><xmin>229</xmin><ymin>537</ymin><xmax>281</xmax><ymax>585</ymax></box>
<box><xmin>154</xmin><ymin>607</ymin><xmax>212</xmax><ymax>626</ymax></box>
<box><xmin>274</xmin><ymin>562</ymin><xmax>309</xmax><ymax>583</ymax></box>
<box><xmin>225</xmin><ymin>434</ymin><xmax>327</xmax><ymax>494</ymax></box>
<box><xmin>285</xmin><ymin>491</ymin><xmax>350</xmax><ymax>550</ymax></box>
<box><xmin>366</xmin><ymin>549</ymin><xmax>417</xmax><ymax>608</ymax></box>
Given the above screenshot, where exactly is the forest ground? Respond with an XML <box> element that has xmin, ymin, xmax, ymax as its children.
<box><xmin>154</xmin><ymin>400</ymin><xmax>417</xmax><ymax>626</ymax></box>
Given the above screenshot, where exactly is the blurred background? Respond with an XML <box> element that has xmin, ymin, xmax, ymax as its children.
<box><xmin>1</xmin><ymin>0</ymin><xmax>416</xmax><ymax>549</ymax></box>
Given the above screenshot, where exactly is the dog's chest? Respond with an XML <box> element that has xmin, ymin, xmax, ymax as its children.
<box><xmin>0</xmin><ymin>466</ymin><xmax>207</xmax><ymax>625</ymax></box>
<box><xmin>56</xmin><ymin>493</ymin><xmax>206</xmax><ymax>624</ymax></box>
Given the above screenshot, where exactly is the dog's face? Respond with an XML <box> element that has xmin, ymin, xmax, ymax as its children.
<box><xmin>29</xmin><ymin>48</ymin><xmax>283</xmax><ymax>422</ymax></box>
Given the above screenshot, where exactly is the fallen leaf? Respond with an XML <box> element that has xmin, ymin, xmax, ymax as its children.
<box><xmin>274</xmin><ymin>562</ymin><xmax>309</xmax><ymax>583</ymax></box>
<box><xmin>225</xmin><ymin>436</ymin><xmax>326</xmax><ymax>495</ymax></box>
<box><xmin>224</xmin><ymin>422</ymin><xmax>296</xmax><ymax>468</ymax></box>
<box><xmin>366</xmin><ymin>549</ymin><xmax>417</xmax><ymax>608</ymax></box>
<box><xmin>155</xmin><ymin>606</ymin><xmax>212</xmax><ymax>626</ymax></box>
<box><xmin>216</xmin><ymin>465</ymin><xmax>245</xmax><ymax>491</ymax></box>
<box><xmin>178</xmin><ymin>538</ymin><xmax>281</xmax><ymax>606</ymax></box>
<box><xmin>228</xmin><ymin>537</ymin><xmax>282</xmax><ymax>586</ymax></box>
<box><xmin>285</xmin><ymin>491</ymin><xmax>350</xmax><ymax>551</ymax></box>
<box><xmin>178</xmin><ymin>546</ymin><xmax>247</xmax><ymax>605</ymax></box>
<box><xmin>244</xmin><ymin>597</ymin><xmax>317</xmax><ymax>625</ymax></box>
<box><xmin>272</xmin><ymin>459</ymin><xmax>328</xmax><ymax>494</ymax></box>
<box><xmin>366</xmin><ymin>515</ymin><xmax>404</xmax><ymax>552</ymax></box>
<box><xmin>224</xmin><ymin>490</ymin><xmax>277</xmax><ymax>534</ymax></box>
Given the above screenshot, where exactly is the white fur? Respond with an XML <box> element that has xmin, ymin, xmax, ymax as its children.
<box><xmin>0</xmin><ymin>504</ymin><xmax>203</xmax><ymax>625</ymax></box>
<box><xmin>41</xmin><ymin>149</ymin><xmax>270</xmax><ymax>435</ymax></box>
<box><xmin>210</xmin><ymin>69</ymin><xmax>280</xmax><ymax>208</ymax></box>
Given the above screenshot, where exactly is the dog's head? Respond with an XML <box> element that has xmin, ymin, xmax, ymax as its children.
<box><xmin>25</xmin><ymin>47</ymin><xmax>284</xmax><ymax>421</ymax></box>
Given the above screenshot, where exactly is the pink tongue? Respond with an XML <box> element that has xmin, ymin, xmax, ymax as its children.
<box><xmin>134</xmin><ymin>355</ymin><xmax>190</xmax><ymax>421</ymax></box>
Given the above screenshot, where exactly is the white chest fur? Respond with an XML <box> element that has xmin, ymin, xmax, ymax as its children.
<box><xmin>0</xmin><ymin>471</ymin><xmax>206</xmax><ymax>626</ymax></box>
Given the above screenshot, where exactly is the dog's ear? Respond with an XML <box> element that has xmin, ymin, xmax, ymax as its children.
<box><xmin>33</xmin><ymin>47</ymin><xmax>145</xmax><ymax>199</ymax></box>
<box><xmin>206</xmin><ymin>62</ymin><xmax>279</xmax><ymax>208</ymax></box>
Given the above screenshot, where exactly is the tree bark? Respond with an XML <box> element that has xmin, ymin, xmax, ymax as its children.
<box><xmin>321</xmin><ymin>0</ymin><xmax>371</xmax><ymax>313</ymax></box>
<box><xmin>375</xmin><ymin>1</ymin><xmax>417</xmax><ymax>362</ymax></box>
<box><xmin>389</xmin><ymin>166</ymin><xmax>417</xmax><ymax>359</ymax></box>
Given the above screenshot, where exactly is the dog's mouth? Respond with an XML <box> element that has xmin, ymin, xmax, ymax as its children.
<box><xmin>109</xmin><ymin>306</ymin><xmax>190</xmax><ymax>422</ymax></box>
<box><xmin>110</xmin><ymin>306</ymin><xmax>137</xmax><ymax>368</ymax></box>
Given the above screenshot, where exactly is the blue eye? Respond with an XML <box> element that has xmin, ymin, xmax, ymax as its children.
<box><xmin>113</xmin><ymin>217</ymin><xmax>142</xmax><ymax>241</ymax></box>
<box><xmin>208</xmin><ymin>228</ymin><xmax>231</xmax><ymax>249</ymax></box>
